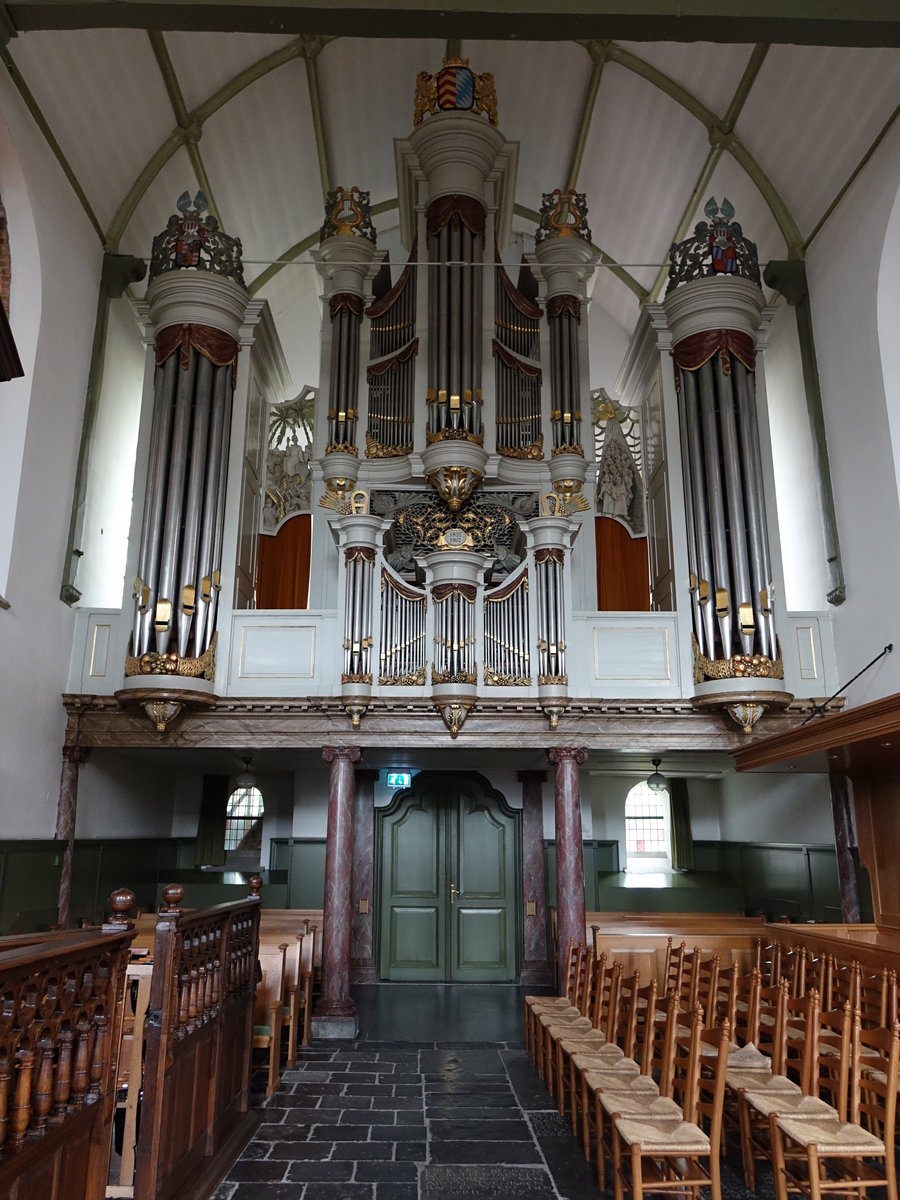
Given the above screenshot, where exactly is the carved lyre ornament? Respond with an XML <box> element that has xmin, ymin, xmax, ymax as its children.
<box><xmin>535</xmin><ymin>189</ymin><xmax>592</xmax><ymax>244</ymax></box>
<box><xmin>320</xmin><ymin>186</ymin><xmax>376</xmax><ymax>243</ymax></box>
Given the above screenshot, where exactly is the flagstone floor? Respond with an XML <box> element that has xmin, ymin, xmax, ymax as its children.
<box><xmin>211</xmin><ymin>984</ymin><xmax>769</xmax><ymax>1200</ymax></box>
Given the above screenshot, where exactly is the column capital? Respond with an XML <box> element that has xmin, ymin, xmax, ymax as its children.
<box><xmin>517</xmin><ymin>769</ymin><xmax>548</xmax><ymax>783</ymax></box>
<box><xmin>547</xmin><ymin>745</ymin><xmax>588</xmax><ymax>767</ymax></box>
<box><xmin>62</xmin><ymin>745</ymin><xmax>91</xmax><ymax>766</ymax></box>
<box><xmin>323</xmin><ymin>745</ymin><xmax>362</xmax><ymax>765</ymax></box>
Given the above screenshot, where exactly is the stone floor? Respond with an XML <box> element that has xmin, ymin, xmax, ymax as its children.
<box><xmin>212</xmin><ymin>984</ymin><xmax>770</xmax><ymax>1200</ymax></box>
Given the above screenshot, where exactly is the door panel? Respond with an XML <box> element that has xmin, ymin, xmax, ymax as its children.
<box><xmin>378</xmin><ymin>773</ymin><xmax>519</xmax><ymax>982</ymax></box>
<box><xmin>382</xmin><ymin>798</ymin><xmax>445</xmax><ymax>980</ymax></box>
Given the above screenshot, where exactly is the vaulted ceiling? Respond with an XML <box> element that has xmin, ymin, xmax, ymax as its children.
<box><xmin>3</xmin><ymin>6</ymin><xmax>899</xmax><ymax>391</ymax></box>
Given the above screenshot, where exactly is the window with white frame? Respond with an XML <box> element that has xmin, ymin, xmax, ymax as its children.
<box><xmin>225</xmin><ymin>784</ymin><xmax>264</xmax><ymax>852</ymax></box>
<box><xmin>624</xmin><ymin>780</ymin><xmax>668</xmax><ymax>859</ymax></box>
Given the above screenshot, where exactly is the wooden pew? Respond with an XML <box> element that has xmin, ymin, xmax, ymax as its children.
<box><xmin>133</xmin><ymin>884</ymin><xmax>261</xmax><ymax>1200</ymax></box>
<box><xmin>0</xmin><ymin>919</ymin><xmax>134</xmax><ymax>1200</ymax></box>
<box><xmin>586</xmin><ymin>913</ymin><xmax>764</xmax><ymax>987</ymax></box>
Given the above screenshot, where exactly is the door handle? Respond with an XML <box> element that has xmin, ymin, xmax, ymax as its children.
<box><xmin>450</xmin><ymin>883</ymin><xmax>459</xmax><ymax>905</ymax></box>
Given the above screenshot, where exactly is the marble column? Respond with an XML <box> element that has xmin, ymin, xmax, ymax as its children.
<box><xmin>829</xmin><ymin>771</ymin><xmax>861</xmax><ymax>924</ymax></box>
<box><xmin>56</xmin><ymin>745</ymin><xmax>90</xmax><ymax>928</ymax></box>
<box><xmin>313</xmin><ymin>744</ymin><xmax>361</xmax><ymax>1038</ymax></box>
<box><xmin>351</xmin><ymin>768</ymin><xmax>378</xmax><ymax>983</ymax></box>
<box><xmin>519</xmin><ymin>770</ymin><xmax>552</xmax><ymax>986</ymax></box>
<box><xmin>548</xmin><ymin>746</ymin><xmax>588</xmax><ymax>979</ymax></box>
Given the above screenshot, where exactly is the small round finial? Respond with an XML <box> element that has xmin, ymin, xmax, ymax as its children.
<box><xmin>161</xmin><ymin>884</ymin><xmax>185</xmax><ymax>913</ymax></box>
<box><xmin>248</xmin><ymin>875</ymin><xmax>263</xmax><ymax>898</ymax></box>
<box><xmin>108</xmin><ymin>888</ymin><xmax>136</xmax><ymax>926</ymax></box>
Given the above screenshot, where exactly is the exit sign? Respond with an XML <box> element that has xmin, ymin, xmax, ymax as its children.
<box><xmin>386</xmin><ymin>771</ymin><xmax>411</xmax><ymax>789</ymax></box>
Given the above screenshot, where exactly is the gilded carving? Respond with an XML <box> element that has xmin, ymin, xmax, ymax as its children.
<box><xmin>366</xmin><ymin>433</ymin><xmax>413</xmax><ymax>459</ymax></box>
<box><xmin>125</xmin><ymin>632</ymin><xmax>217</xmax><ymax>682</ymax></box>
<box><xmin>379</xmin><ymin>668</ymin><xmax>427</xmax><ymax>687</ymax></box>
<box><xmin>498</xmin><ymin>437</ymin><xmax>544</xmax><ymax>461</ymax></box>
<box><xmin>484</xmin><ymin>670</ymin><xmax>530</xmax><ymax>687</ymax></box>
<box><xmin>691</xmin><ymin>634</ymin><xmax>784</xmax><ymax>684</ymax></box>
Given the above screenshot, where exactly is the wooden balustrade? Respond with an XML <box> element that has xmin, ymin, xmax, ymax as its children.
<box><xmin>0</xmin><ymin>921</ymin><xmax>134</xmax><ymax>1200</ymax></box>
<box><xmin>132</xmin><ymin>884</ymin><xmax>261</xmax><ymax>1200</ymax></box>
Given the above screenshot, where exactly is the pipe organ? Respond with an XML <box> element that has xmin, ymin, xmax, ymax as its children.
<box><xmin>111</xmin><ymin>55</ymin><xmax>799</xmax><ymax>739</ymax></box>
<box><xmin>662</xmin><ymin>198</ymin><xmax>790</xmax><ymax>732</ymax></box>
<box><xmin>121</xmin><ymin>192</ymin><xmax>250</xmax><ymax>728</ymax></box>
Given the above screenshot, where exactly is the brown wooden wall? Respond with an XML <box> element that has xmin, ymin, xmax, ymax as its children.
<box><xmin>256</xmin><ymin>514</ymin><xmax>311</xmax><ymax>609</ymax></box>
<box><xmin>595</xmin><ymin>517</ymin><xmax>650</xmax><ymax>611</ymax></box>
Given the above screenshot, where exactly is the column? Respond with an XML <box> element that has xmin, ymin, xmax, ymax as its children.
<box><xmin>351</xmin><ymin>768</ymin><xmax>378</xmax><ymax>983</ymax></box>
<box><xmin>518</xmin><ymin>770</ymin><xmax>551</xmax><ymax>986</ymax></box>
<box><xmin>313</xmin><ymin>744</ymin><xmax>361</xmax><ymax>1038</ymax></box>
<box><xmin>56</xmin><ymin>745</ymin><xmax>90</xmax><ymax>927</ymax></box>
<box><xmin>829</xmin><ymin>771</ymin><xmax>861</xmax><ymax>924</ymax></box>
<box><xmin>548</xmin><ymin>746</ymin><xmax>587</xmax><ymax>978</ymax></box>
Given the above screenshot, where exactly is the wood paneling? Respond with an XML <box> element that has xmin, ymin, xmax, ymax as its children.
<box><xmin>595</xmin><ymin>517</ymin><xmax>650</xmax><ymax>611</ymax></box>
<box><xmin>256</xmin><ymin>515</ymin><xmax>312</xmax><ymax>609</ymax></box>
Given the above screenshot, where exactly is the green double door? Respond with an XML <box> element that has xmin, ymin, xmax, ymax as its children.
<box><xmin>377</xmin><ymin>772</ymin><xmax>520</xmax><ymax>982</ymax></box>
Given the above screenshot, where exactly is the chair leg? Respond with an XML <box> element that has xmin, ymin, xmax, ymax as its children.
<box><xmin>770</xmin><ymin>1117</ymin><xmax>790</xmax><ymax>1200</ymax></box>
<box><xmin>737</xmin><ymin>1092</ymin><xmax>756</xmax><ymax>1191</ymax></box>
<box><xmin>631</xmin><ymin>1144</ymin><xmax>644</xmax><ymax>1200</ymax></box>
<box><xmin>805</xmin><ymin>1144</ymin><xmax>822</xmax><ymax>1200</ymax></box>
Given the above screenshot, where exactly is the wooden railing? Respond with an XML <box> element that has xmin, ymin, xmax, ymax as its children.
<box><xmin>133</xmin><ymin>885</ymin><xmax>260</xmax><ymax>1200</ymax></box>
<box><xmin>0</xmin><ymin>923</ymin><xmax>134</xmax><ymax>1200</ymax></box>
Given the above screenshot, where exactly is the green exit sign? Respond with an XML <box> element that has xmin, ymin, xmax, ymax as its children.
<box><xmin>386</xmin><ymin>771</ymin><xmax>411</xmax><ymax>789</ymax></box>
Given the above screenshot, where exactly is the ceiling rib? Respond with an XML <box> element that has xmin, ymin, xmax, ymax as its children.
<box><xmin>147</xmin><ymin>30</ymin><xmax>221</xmax><ymax>221</ymax></box>
<box><xmin>105</xmin><ymin>36</ymin><xmax>312</xmax><ymax>250</ymax></box>
<box><xmin>607</xmin><ymin>42</ymin><xmax>801</xmax><ymax>255</ymax></box>
<box><xmin>0</xmin><ymin>44</ymin><xmax>104</xmax><ymax>243</ymax></box>
<box><xmin>803</xmin><ymin>100</ymin><xmax>900</xmax><ymax>253</ymax></box>
<box><xmin>566</xmin><ymin>40</ymin><xmax>608</xmax><ymax>193</ymax></box>
<box><xmin>304</xmin><ymin>43</ymin><xmax>331</xmax><ymax>204</ymax></box>
<box><xmin>646</xmin><ymin>42</ymin><xmax>770</xmax><ymax>303</ymax></box>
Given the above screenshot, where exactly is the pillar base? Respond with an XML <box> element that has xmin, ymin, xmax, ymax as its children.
<box><xmin>519</xmin><ymin>960</ymin><xmax>553</xmax><ymax>987</ymax></box>
<box><xmin>311</xmin><ymin>1014</ymin><xmax>360</xmax><ymax>1040</ymax></box>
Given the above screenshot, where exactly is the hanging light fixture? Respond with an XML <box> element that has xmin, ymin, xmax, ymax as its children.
<box><xmin>235</xmin><ymin>756</ymin><xmax>256</xmax><ymax>790</ymax></box>
<box><xmin>646</xmin><ymin>757</ymin><xmax>668</xmax><ymax>792</ymax></box>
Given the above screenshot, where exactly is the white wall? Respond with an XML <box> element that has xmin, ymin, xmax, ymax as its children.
<box><xmin>807</xmin><ymin>120</ymin><xmax>900</xmax><ymax>705</ymax></box>
<box><xmin>718</xmin><ymin>771</ymin><xmax>834</xmax><ymax>845</ymax></box>
<box><xmin>77</xmin><ymin>296</ymin><xmax>146</xmax><ymax>607</ymax></box>
<box><xmin>75</xmin><ymin>750</ymin><xmax>176</xmax><ymax>838</ymax></box>
<box><xmin>0</xmin><ymin>71</ymin><xmax>103</xmax><ymax>837</ymax></box>
<box><xmin>764</xmin><ymin>302</ymin><xmax>830</xmax><ymax>610</ymax></box>
<box><xmin>293</xmin><ymin>767</ymin><xmax>330</xmax><ymax>837</ymax></box>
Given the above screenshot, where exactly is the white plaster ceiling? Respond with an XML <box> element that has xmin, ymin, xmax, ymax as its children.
<box><xmin>6</xmin><ymin>31</ymin><xmax>898</xmax><ymax>394</ymax></box>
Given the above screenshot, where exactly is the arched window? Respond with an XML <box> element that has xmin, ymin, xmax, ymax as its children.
<box><xmin>225</xmin><ymin>784</ymin><xmax>265</xmax><ymax>852</ymax></box>
<box><xmin>624</xmin><ymin>780</ymin><xmax>670</xmax><ymax>871</ymax></box>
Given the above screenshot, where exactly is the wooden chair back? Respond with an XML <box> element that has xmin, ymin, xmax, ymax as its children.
<box><xmin>253</xmin><ymin>942</ymin><xmax>287</xmax><ymax>1095</ymax></box>
<box><xmin>785</xmin><ymin>985</ymin><xmax>820</xmax><ymax>1093</ymax></box>
<box><xmin>586</xmin><ymin>952</ymin><xmax>610</xmax><ymax>1031</ymax></box>
<box><xmin>632</xmin><ymin>977</ymin><xmax>659</xmax><ymax>1066</ymax></box>
<box><xmin>616</xmin><ymin>970</ymin><xmax>643</xmax><ymax>1058</ymax></box>
<box><xmin>734</xmin><ymin>967</ymin><xmax>762</xmax><ymax>1045</ymax></box>
<box><xmin>663</xmin><ymin>938</ymin><xmax>687</xmax><ymax>998</ymax></box>
<box><xmin>672</xmin><ymin>1004</ymin><xmax>705</xmax><ymax>1110</ymax></box>
<box><xmin>813</xmin><ymin>1000</ymin><xmax>853</xmax><ymax>1119</ymax></box>
<box><xmin>691</xmin><ymin>1019</ymin><xmax>732</xmax><ymax>1160</ymax></box>
<box><xmin>643</xmin><ymin>990</ymin><xmax>679</xmax><ymax>1097</ymax></box>
<box><xmin>604</xmin><ymin>961</ymin><xmax>624</xmax><ymax>1041</ymax></box>
<box><xmin>853</xmin><ymin>1018</ymin><xmax>899</xmax><ymax>1148</ymax></box>
<box><xmin>691</xmin><ymin>953</ymin><xmax>720</xmax><ymax>1020</ymax></box>
<box><xmin>711</xmin><ymin>961</ymin><xmax>738</xmax><ymax>1032</ymax></box>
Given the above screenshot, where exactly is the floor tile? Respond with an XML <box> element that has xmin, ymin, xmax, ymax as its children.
<box><xmin>216</xmin><ymin>984</ymin><xmax>775</xmax><ymax>1200</ymax></box>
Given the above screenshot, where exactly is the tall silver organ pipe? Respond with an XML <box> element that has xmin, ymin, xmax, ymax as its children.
<box><xmin>132</xmin><ymin>324</ymin><xmax>239</xmax><ymax>661</ymax></box>
<box><xmin>493</xmin><ymin>266</ymin><xmax>543</xmax><ymax>458</ymax></box>
<box><xmin>484</xmin><ymin>564</ymin><xmax>530</xmax><ymax>684</ymax></box>
<box><xmin>547</xmin><ymin>295</ymin><xmax>582</xmax><ymax>452</ymax></box>
<box><xmin>674</xmin><ymin>328</ymin><xmax>775</xmax><ymax>666</ymax></box>
<box><xmin>366</xmin><ymin>251</ymin><xmax>418</xmax><ymax>458</ymax></box>
<box><xmin>425</xmin><ymin>194</ymin><xmax>485</xmax><ymax>441</ymax></box>
<box><xmin>342</xmin><ymin>546</ymin><xmax>376</xmax><ymax>683</ymax></box>
<box><xmin>535</xmin><ymin>547</ymin><xmax>566</xmax><ymax>682</ymax></box>
<box><xmin>327</xmin><ymin>293</ymin><xmax>365</xmax><ymax>452</ymax></box>
<box><xmin>431</xmin><ymin>582</ymin><xmax>477</xmax><ymax>682</ymax></box>
<box><xmin>379</xmin><ymin>566</ymin><xmax>427</xmax><ymax>685</ymax></box>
